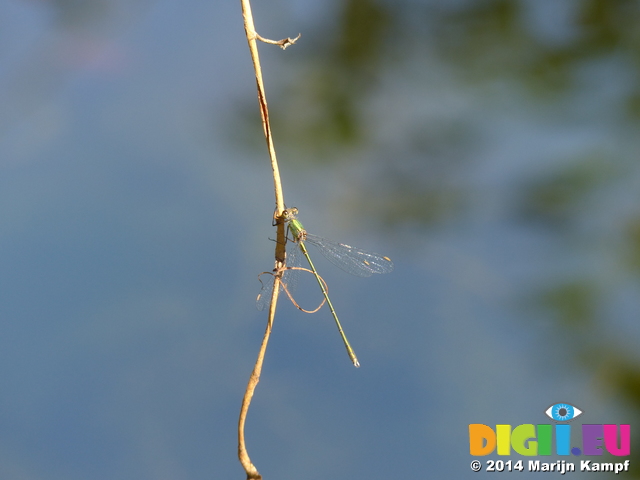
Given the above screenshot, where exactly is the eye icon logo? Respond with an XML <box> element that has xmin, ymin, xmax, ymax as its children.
<box><xmin>545</xmin><ymin>403</ymin><xmax>583</xmax><ymax>422</ymax></box>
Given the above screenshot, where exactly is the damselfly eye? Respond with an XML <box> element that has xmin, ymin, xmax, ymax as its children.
<box><xmin>544</xmin><ymin>403</ymin><xmax>583</xmax><ymax>422</ymax></box>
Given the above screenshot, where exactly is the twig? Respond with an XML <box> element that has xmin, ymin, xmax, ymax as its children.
<box><xmin>256</xmin><ymin>33</ymin><xmax>301</xmax><ymax>50</ymax></box>
<box><xmin>238</xmin><ymin>0</ymin><xmax>300</xmax><ymax>478</ymax></box>
<box><xmin>237</xmin><ymin>275</ymin><xmax>280</xmax><ymax>480</ymax></box>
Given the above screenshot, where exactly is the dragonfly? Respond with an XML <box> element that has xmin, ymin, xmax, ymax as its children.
<box><xmin>256</xmin><ymin>207</ymin><xmax>394</xmax><ymax>367</ymax></box>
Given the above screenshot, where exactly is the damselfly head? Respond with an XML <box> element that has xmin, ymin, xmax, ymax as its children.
<box><xmin>282</xmin><ymin>207</ymin><xmax>299</xmax><ymax>221</ymax></box>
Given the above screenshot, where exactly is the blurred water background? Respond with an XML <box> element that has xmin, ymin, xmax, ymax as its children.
<box><xmin>0</xmin><ymin>0</ymin><xmax>638</xmax><ymax>478</ymax></box>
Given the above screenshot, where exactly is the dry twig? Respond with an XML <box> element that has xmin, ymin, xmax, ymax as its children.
<box><xmin>237</xmin><ymin>1</ymin><xmax>300</xmax><ymax>478</ymax></box>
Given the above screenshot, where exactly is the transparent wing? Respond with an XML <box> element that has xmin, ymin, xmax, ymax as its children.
<box><xmin>255</xmin><ymin>242</ymin><xmax>303</xmax><ymax>311</ymax></box>
<box><xmin>256</xmin><ymin>273</ymin><xmax>277</xmax><ymax>311</ymax></box>
<box><xmin>304</xmin><ymin>233</ymin><xmax>394</xmax><ymax>277</ymax></box>
<box><xmin>283</xmin><ymin>242</ymin><xmax>301</xmax><ymax>294</ymax></box>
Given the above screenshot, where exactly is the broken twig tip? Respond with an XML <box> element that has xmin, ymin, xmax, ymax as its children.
<box><xmin>256</xmin><ymin>33</ymin><xmax>302</xmax><ymax>50</ymax></box>
<box><xmin>280</xmin><ymin>33</ymin><xmax>302</xmax><ymax>50</ymax></box>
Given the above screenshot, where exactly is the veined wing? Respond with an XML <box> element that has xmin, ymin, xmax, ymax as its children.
<box><xmin>255</xmin><ymin>241</ymin><xmax>302</xmax><ymax>311</ymax></box>
<box><xmin>256</xmin><ymin>273</ymin><xmax>277</xmax><ymax>311</ymax></box>
<box><xmin>303</xmin><ymin>233</ymin><xmax>394</xmax><ymax>277</ymax></box>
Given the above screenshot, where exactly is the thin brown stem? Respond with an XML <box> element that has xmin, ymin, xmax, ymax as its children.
<box><xmin>240</xmin><ymin>0</ymin><xmax>286</xmax><ymax>217</ymax></box>
<box><xmin>237</xmin><ymin>276</ymin><xmax>281</xmax><ymax>480</ymax></box>
<box><xmin>238</xmin><ymin>0</ymin><xmax>300</xmax><ymax>478</ymax></box>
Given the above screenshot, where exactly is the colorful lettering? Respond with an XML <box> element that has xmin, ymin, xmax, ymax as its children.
<box><xmin>583</xmin><ymin>424</ymin><xmax>604</xmax><ymax>455</ymax></box>
<box><xmin>496</xmin><ymin>425</ymin><xmax>511</xmax><ymax>455</ymax></box>
<box><xmin>469</xmin><ymin>424</ymin><xmax>495</xmax><ymax>456</ymax></box>
<box><xmin>512</xmin><ymin>424</ymin><xmax>537</xmax><ymax>456</ymax></box>
<box><xmin>604</xmin><ymin>424</ymin><xmax>630</xmax><ymax>456</ymax></box>
<box><xmin>537</xmin><ymin>424</ymin><xmax>552</xmax><ymax>455</ymax></box>
<box><xmin>469</xmin><ymin>422</ymin><xmax>631</xmax><ymax>457</ymax></box>
<box><xmin>555</xmin><ymin>424</ymin><xmax>571</xmax><ymax>455</ymax></box>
